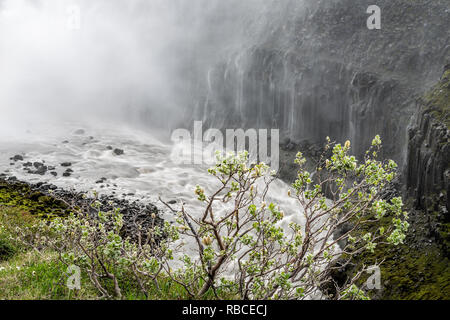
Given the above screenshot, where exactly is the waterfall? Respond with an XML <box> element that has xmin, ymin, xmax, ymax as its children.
<box><xmin>1</xmin><ymin>0</ymin><xmax>447</xmax><ymax>157</ymax></box>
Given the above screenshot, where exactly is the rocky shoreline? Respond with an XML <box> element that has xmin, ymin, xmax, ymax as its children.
<box><xmin>0</xmin><ymin>174</ymin><xmax>164</xmax><ymax>241</ymax></box>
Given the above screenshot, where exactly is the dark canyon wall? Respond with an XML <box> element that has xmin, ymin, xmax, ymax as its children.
<box><xmin>407</xmin><ymin>64</ymin><xmax>449</xmax><ymax>215</ymax></box>
<box><xmin>188</xmin><ymin>0</ymin><xmax>449</xmax><ymax>168</ymax></box>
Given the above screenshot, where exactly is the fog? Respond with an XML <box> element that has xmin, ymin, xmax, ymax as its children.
<box><xmin>0</xmin><ymin>0</ymin><xmax>274</xmax><ymax>136</ymax></box>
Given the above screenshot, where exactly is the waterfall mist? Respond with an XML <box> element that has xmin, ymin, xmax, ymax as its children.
<box><xmin>0</xmin><ymin>0</ymin><xmax>279</xmax><ymax>138</ymax></box>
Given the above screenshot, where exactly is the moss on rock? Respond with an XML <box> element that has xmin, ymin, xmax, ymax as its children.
<box><xmin>422</xmin><ymin>67</ymin><xmax>450</xmax><ymax>129</ymax></box>
<box><xmin>0</xmin><ymin>180</ymin><xmax>69</xmax><ymax>219</ymax></box>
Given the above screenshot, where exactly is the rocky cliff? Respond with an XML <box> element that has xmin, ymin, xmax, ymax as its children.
<box><xmin>185</xmin><ymin>0</ymin><xmax>450</xmax><ymax>299</ymax></box>
<box><xmin>407</xmin><ymin>65</ymin><xmax>449</xmax><ymax>216</ymax></box>
<box><xmin>406</xmin><ymin>64</ymin><xmax>449</xmax><ymax>262</ymax></box>
<box><xmin>190</xmin><ymin>0</ymin><xmax>449</xmax><ymax>166</ymax></box>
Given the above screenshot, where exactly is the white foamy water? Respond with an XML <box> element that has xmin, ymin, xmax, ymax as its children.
<box><xmin>0</xmin><ymin>122</ymin><xmax>303</xmax><ymax>240</ymax></box>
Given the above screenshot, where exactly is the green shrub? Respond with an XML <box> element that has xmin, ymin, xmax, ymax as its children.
<box><xmin>9</xmin><ymin>137</ymin><xmax>409</xmax><ymax>300</ymax></box>
<box><xmin>0</xmin><ymin>237</ymin><xmax>17</xmax><ymax>261</ymax></box>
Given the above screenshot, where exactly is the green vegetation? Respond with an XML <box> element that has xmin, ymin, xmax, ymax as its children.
<box><xmin>0</xmin><ymin>137</ymin><xmax>412</xmax><ymax>300</ymax></box>
<box><xmin>0</xmin><ymin>206</ymin><xmax>233</xmax><ymax>300</ymax></box>
<box><xmin>0</xmin><ymin>249</ymin><xmax>97</xmax><ymax>300</ymax></box>
<box><xmin>0</xmin><ymin>207</ymin><xmax>34</xmax><ymax>261</ymax></box>
<box><xmin>348</xmin><ymin>223</ymin><xmax>450</xmax><ymax>300</ymax></box>
<box><xmin>0</xmin><ymin>180</ymin><xmax>69</xmax><ymax>218</ymax></box>
<box><xmin>422</xmin><ymin>67</ymin><xmax>450</xmax><ymax>129</ymax></box>
<box><xmin>343</xmin><ymin>187</ymin><xmax>450</xmax><ymax>300</ymax></box>
<box><xmin>0</xmin><ymin>207</ymin><xmax>85</xmax><ymax>299</ymax></box>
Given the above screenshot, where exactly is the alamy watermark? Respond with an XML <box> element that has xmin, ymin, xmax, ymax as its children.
<box><xmin>66</xmin><ymin>264</ymin><xmax>81</xmax><ymax>290</ymax></box>
<box><xmin>367</xmin><ymin>5</ymin><xmax>381</xmax><ymax>30</ymax></box>
<box><xmin>365</xmin><ymin>265</ymin><xmax>381</xmax><ymax>290</ymax></box>
<box><xmin>170</xmin><ymin>121</ymin><xmax>280</xmax><ymax>172</ymax></box>
<box><xmin>66</xmin><ymin>5</ymin><xmax>81</xmax><ymax>30</ymax></box>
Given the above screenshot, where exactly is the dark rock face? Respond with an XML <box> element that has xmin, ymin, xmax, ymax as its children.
<box><xmin>179</xmin><ymin>0</ymin><xmax>449</xmax><ymax>299</ymax></box>
<box><xmin>187</xmin><ymin>0</ymin><xmax>449</xmax><ymax>166</ymax></box>
<box><xmin>407</xmin><ymin>65</ymin><xmax>449</xmax><ymax>215</ymax></box>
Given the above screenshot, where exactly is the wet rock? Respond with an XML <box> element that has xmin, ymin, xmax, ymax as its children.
<box><xmin>74</xmin><ymin>129</ymin><xmax>85</xmax><ymax>135</ymax></box>
<box><xmin>407</xmin><ymin>65</ymin><xmax>449</xmax><ymax>215</ymax></box>
<box><xmin>50</xmin><ymin>172</ymin><xmax>58</xmax><ymax>177</ymax></box>
<box><xmin>61</xmin><ymin>162</ymin><xmax>72</xmax><ymax>167</ymax></box>
<box><xmin>95</xmin><ymin>177</ymin><xmax>107</xmax><ymax>184</ymax></box>
<box><xmin>113</xmin><ymin>148</ymin><xmax>124</xmax><ymax>156</ymax></box>
<box><xmin>106</xmin><ymin>146</ymin><xmax>113</xmax><ymax>150</ymax></box>
<box><xmin>62</xmin><ymin>168</ymin><xmax>73</xmax><ymax>177</ymax></box>
<box><xmin>33</xmin><ymin>166</ymin><xmax>48</xmax><ymax>175</ymax></box>
<box><xmin>12</xmin><ymin>155</ymin><xmax>24</xmax><ymax>161</ymax></box>
<box><xmin>33</xmin><ymin>162</ymin><xmax>44</xmax><ymax>169</ymax></box>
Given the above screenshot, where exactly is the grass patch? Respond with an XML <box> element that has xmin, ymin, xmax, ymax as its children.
<box><xmin>0</xmin><ymin>250</ymin><xmax>99</xmax><ymax>300</ymax></box>
<box><xmin>0</xmin><ymin>206</ymin><xmax>37</xmax><ymax>261</ymax></box>
<box><xmin>0</xmin><ymin>237</ymin><xmax>17</xmax><ymax>262</ymax></box>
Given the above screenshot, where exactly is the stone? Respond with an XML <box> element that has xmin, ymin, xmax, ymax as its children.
<box><xmin>113</xmin><ymin>148</ymin><xmax>124</xmax><ymax>156</ymax></box>
<box><xmin>33</xmin><ymin>162</ymin><xmax>44</xmax><ymax>168</ymax></box>
<box><xmin>34</xmin><ymin>166</ymin><xmax>47</xmax><ymax>175</ymax></box>
<box><xmin>12</xmin><ymin>155</ymin><xmax>24</xmax><ymax>161</ymax></box>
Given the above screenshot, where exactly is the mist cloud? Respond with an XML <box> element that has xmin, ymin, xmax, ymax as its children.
<box><xmin>0</xmin><ymin>0</ymin><xmax>270</xmax><ymax>135</ymax></box>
